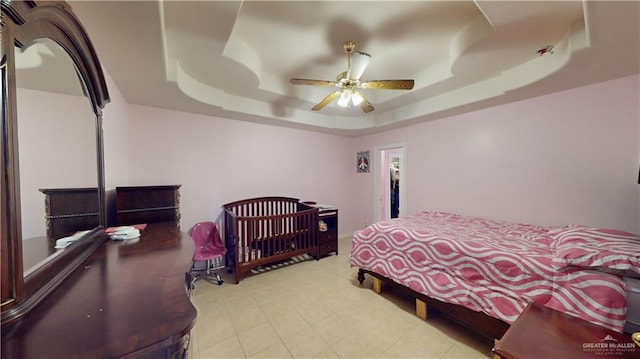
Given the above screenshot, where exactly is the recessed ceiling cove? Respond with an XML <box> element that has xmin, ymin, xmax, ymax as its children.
<box><xmin>56</xmin><ymin>1</ymin><xmax>640</xmax><ymax>135</ymax></box>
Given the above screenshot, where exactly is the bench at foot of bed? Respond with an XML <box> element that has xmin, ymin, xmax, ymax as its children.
<box><xmin>357</xmin><ymin>268</ymin><xmax>509</xmax><ymax>340</ymax></box>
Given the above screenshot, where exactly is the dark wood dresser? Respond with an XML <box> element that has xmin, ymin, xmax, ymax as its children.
<box><xmin>1</xmin><ymin>223</ymin><xmax>197</xmax><ymax>358</ymax></box>
<box><xmin>39</xmin><ymin>188</ymin><xmax>100</xmax><ymax>238</ymax></box>
<box><xmin>116</xmin><ymin>185</ymin><xmax>181</xmax><ymax>226</ymax></box>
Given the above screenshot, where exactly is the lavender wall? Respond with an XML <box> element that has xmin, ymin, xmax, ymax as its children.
<box><xmin>18</xmin><ymin>74</ymin><xmax>639</xmax><ymax>239</ymax></box>
<box><xmin>101</xmin><ymin>71</ymin><xmax>131</xmax><ymax>224</ymax></box>
<box><xmin>125</xmin><ymin>105</ymin><xmax>356</xmax><ymax>235</ymax></box>
<box><xmin>17</xmin><ymin>88</ymin><xmax>97</xmax><ymax>238</ymax></box>
<box><xmin>352</xmin><ymin>75</ymin><xmax>640</xmax><ymax>233</ymax></box>
<box><xmin>102</xmin><ymin>70</ymin><xmax>130</xmax><ymax>190</ymax></box>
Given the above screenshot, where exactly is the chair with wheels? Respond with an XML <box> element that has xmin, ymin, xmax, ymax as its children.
<box><xmin>189</xmin><ymin>221</ymin><xmax>226</xmax><ymax>289</ymax></box>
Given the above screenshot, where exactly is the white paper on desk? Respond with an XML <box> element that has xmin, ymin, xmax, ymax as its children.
<box><xmin>110</xmin><ymin>229</ymin><xmax>140</xmax><ymax>240</ymax></box>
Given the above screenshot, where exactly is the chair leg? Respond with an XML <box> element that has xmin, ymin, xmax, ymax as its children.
<box><xmin>208</xmin><ymin>259</ymin><xmax>223</xmax><ymax>285</ymax></box>
<box><xmin>189</xmin><ymin>260</ymin><xmax>201</xmax><ymax>290</ymax></box>
<box><xmin>191</xmin><ymin>259</ymin><xmax>224</xmax><ymax>287</ymax></box>
<box><xmin>190</xmin><ymin>275</ymin><xmax>198</xmax><ymax>290</ymax></box>
<box><xmin>205</xmin><ymin>259</ymin><xmax>212</xmax><ymax>276</ymax></box>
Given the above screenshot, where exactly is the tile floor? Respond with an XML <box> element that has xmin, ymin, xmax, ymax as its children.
<box><xmin>189</xmin><ymin>237</ymin><xmax>495</xmax><ymax>358</ymax></box>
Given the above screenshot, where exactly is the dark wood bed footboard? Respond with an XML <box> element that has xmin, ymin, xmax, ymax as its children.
<box><xmin>357</xmin><ymin>269</ymin><xmax>510</xmax><ymax>340</ymax></box>
<box><xmin>224</xmin><ymin>197</ymin><xmax>319</xmax><ymax>283</ymax></box>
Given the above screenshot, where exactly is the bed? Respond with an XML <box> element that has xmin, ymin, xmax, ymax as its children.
<box><xmin>351</xmin><ymin>211</ymin><xmax>640</xmax><ymax>338</ymax></box>
<box><xmin>223</xmin><ymin>197</ymin><xmax>319</xmax><ymax>284</ymax></box>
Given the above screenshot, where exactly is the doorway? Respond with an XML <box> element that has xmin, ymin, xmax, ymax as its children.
<box><xmin>374</xmin><ymin>143</ymin><xmax>406</xmax><ymax>222</ymax></box>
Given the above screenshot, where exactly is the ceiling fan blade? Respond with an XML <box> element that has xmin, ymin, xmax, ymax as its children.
<box><xmin>347</xmin><ymin>51</ymin><xmax>371</xmax><ymax>80</ymax></box>
<box><xmin>290</xmin><ymin>78</ymin><xmax>337</xmax><ymax>87</ymax></box>
<box><xmin>362</xmin><ymin>79</ymin><xmax>414</xmax><ymax>90</ymax></box>
<box><xmin>311</xmin><ymin>90</ymin><xmax>341</xmax><ymax>111</ymax></box>
<box><xmin>360</xmin><ymin>98</ymin><xmax>375</xmax><ymax>113</ymax></box>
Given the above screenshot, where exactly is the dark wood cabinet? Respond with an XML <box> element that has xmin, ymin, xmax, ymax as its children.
<box><xmin>116</xmin><ymin>185</ymin><xmax>181</xmax><ymax>226</ymax></box>
<box><xmin>39</xmin><ymin>188</ymin><xmax>100</xmax><ymax>239</ymax></box>
<box><xmin>318</xmin><ymin>208</ymin><xmax>338</xmax><ymax>257</ymax></box>
<box><xmin>1</xmin><ymin>223</ymin><xmax>197</xmax><ymax>358</ymax></box>
<box><xmin>493</xmin><ymin>302</ymin><xmax>637</xmax><ymax>359</ymax></box>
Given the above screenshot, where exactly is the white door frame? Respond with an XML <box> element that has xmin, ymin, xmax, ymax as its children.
<box><xmin>374</xmin><ymin>142</ymin><xmax>407</xmax><ymax>222</ymax></box>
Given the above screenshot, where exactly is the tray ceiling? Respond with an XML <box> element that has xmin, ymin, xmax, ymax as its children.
<box><xmin>27</xmin><ymin>1</ymin><xmax>640</xmax><ymax>135</ymax></box>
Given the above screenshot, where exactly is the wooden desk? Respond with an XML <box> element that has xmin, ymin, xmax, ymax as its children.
<box><xmin>493</xmin><ymin>302</ymin><xmax>638</xmax><ymax>359</ymax></box>
<box><xmin>1</xmin><ymin>223</ymin><xmax>196</xmax><ymax>358</ymax></box>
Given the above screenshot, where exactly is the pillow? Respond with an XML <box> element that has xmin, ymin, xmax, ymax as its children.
<box><xmin>550</xmin><ymin>227</ymin><xmax>640</xmax><ymax>277</ymax></box>
<box><xmin>547</xmin><ymin>224</ymin><xmax>588</xmax><ymax>247</ymax></box>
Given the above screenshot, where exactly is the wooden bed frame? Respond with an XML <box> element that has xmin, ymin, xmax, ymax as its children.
<box><xmin>357</xmin><ymin>269</ymin><xmax>511</xmax><ymax>341</ymax></box>
<box><xmin>223</xmin><ymin>197</ymin><xmax>319</xmax><ymax>284</ymax></box>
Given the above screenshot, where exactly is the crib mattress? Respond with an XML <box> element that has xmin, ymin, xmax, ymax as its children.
<box><xmin>350</xmin><ymin>211</ymin><xmax>627</xmax><ymax>332</ymax></box>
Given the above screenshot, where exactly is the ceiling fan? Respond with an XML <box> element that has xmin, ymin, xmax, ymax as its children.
<box><xmin>290</xmin><ymin>40</ymin><xmax>414</xmax><ymax>113</ymax></box>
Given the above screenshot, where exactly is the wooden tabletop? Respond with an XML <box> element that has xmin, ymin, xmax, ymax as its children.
<box><xmin>493</xmin><ymin>302</ymin><xmax>637</xmax><ymax>359</ymax></box>
<box><xmin>1</xmin><ymin>223</ymin><xmax>197</xmax><ymax>358</ymax></box>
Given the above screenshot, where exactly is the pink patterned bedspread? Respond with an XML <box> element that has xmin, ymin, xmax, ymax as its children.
<box><xmin>350</xmin><ymin>211</ymin><xmax>627</xmax><ymax>332</ymax></box>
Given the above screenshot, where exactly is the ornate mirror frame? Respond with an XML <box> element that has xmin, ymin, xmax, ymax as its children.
<box><xmin>1</xmin><ymin>0</ymin><xmax>110</xmax><ymax>326</ymax></box>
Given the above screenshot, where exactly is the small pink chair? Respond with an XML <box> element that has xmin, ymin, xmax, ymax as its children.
<box><xmin>190</xmin><ymin>221</ymin><xmax>226</xmax><ymax>287</ymax></box>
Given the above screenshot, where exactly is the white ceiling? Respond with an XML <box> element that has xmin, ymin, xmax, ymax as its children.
<box><xmin>62</xmin><ymin>1</ymin><xmax>639</xmax><ymax>135</ymax></box>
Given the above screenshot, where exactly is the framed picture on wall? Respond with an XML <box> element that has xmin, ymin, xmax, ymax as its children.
<box><xmin>357</xmin><ymin>151</ymin><xmax>370</xmax><ymax>173</ymax></box>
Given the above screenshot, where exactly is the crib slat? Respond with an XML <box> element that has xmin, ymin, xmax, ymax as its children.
<box><xmin>260</xmin><ymin>216</ymin><xmax>266</xmax><ymax>258</ymax></box>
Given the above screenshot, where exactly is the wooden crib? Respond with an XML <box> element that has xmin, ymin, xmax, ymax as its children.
<box><xmin>223</xmin><ymin>197</ymin><xmax>319</xmax><ymax>284</ymax></box>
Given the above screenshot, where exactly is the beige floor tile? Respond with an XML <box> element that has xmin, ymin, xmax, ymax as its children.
<box><xmin>252</xmin><ymin>341</ymin><xmax>293</xmax><ymax>358</ymax></box>
<box><xmin>351</xmin><ymin>313</ymin><xmax>418</xmax><ymax>353</ymax></box>
<box><xmin>195</xmin><ymin>314</ymin><xmax>237</xmax><ymax>351</ymax></box>
<box><xmin>312</xmin><ymin>314</ymin><xmax>357</xmax><ymax>345</ymax></box>
<box><xmin>379</xmin><ymin>339</ymin><xmax>431</xmax><ymax>358</ymax></box>
<box><xmin>199</xmin><ymin>335</ymin><xmax>246</xmax><ymax>359</ymax></box>
<box><xmin>248</xmin><ymin>286</ymin><xmax>283</xmax><ymax>306</ymax></box>
<box><xmin>197</xmin><ymin>298</ymin><xmax>229</xmax><ymax>319</ymax></box>
<box><xmin>218</xmin><ymin>286</ymin><xmax>255</xmax><ymax>307</ymax></box>
<box><xmin>224</xmin><ymin>294</ymin><xmax>260</xmax><ymax>316</ymax></box>
<box><xmin>282</xmin><ymin>326</ymin><xmax>331</xmax><ymax>358</ymax></box>
<box><xmin>322</xmin><ymin>291</ymin><xmax>360</xmax><ymax>314</ymax></box>
<box><xmin>442</xmin><ymin>342</ymin><xmax>492</xmax><ymax>359</ymax></box>
<box><xmin>265</xmin><ymin>307</ymin><xmax>311</xmax><ymax>340</ymax></box>
<box><xmin>190</xmin><ymin>327</ymin><xmax>200</xmax><ymax>359</ymax></box>
<box><xmin>229</xmin><ymin>306</ymin><xmax>270</xmax><ymax>334</ymax></box>
<box><xmin>330</xmin><ymin>332</ymin><xmax>382</xmax><ymax>359</ymax></box>
<box><xmin>402</xmin><ymin>322</ymin><xmax>457</xmax><ymax>358</ymax></box>
<box><xmin>259</xmin><ymin>299</ymin><xmax>292</xmax><ymax>318</ymax></box>
<box><xmin>314</xmin><ymin>347</ymin><xmax>339</xmax><ymax>358</ymax></box>
<box><xmin>295</xmin><ymin>301</ymin><xmax>334</xmax><ymax>325</ymax></box>
<box><xmin>237</xmin><ymin>323</ymin><xmax>282</xmax><ymax>357</ymax></box>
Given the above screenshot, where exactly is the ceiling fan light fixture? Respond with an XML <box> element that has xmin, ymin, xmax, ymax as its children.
<box><xmin>351</xmin><ymin>90</ymin><xmax>364</xmax><ymax>106</ymax></box>
<box><xmin>338</xmin><ymin>90</ymin><xmax>352</xmax><ymax>107</ymax></box>
<box><xmin>347</xmin><ymin>51</ymin><xmax>371</xmax><ymax>80</ymax></box>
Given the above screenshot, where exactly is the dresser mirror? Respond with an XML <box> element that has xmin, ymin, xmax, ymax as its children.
<box><xmin>1</xmin><ymin>0</ymin><xmax>110</xmax><ymax>326</ymax></box>
<box><xmin>16</xmin><ymin>37</ymin><xmax>98</xmax><ymax>276</ymax></box>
